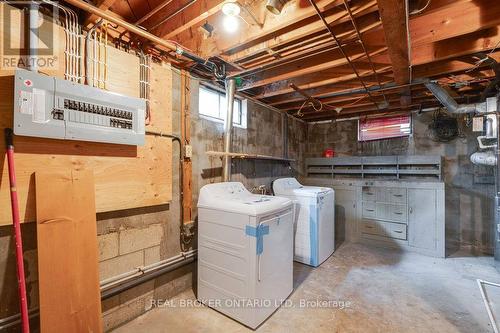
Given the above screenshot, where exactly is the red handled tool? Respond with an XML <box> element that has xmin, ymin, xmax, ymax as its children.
<box><xmin>5</xmin><ymin>128</ymin><xmax>30</xmax><ymax>333</ymax></box>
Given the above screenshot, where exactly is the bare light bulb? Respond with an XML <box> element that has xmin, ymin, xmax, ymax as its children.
<box><xmin>223</xmin><ymin>15</ymin><xmax>239</xmax><ymax>33</ymax></box>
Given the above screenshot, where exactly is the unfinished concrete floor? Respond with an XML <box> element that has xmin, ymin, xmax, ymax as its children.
<box><xmin>112</xmin><ymin>242</ymin><xmax>500</xmax><ymax>332</ymax></box>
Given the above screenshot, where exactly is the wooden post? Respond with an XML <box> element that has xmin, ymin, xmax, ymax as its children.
<box><xmin>180</xmin><ymin>70</ymin><xmax>193</xmax><ymax>224</ymax></box>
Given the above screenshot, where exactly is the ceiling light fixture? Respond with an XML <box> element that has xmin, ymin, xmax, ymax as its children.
<box><xmin>266</xmin><ymin>0</ymin><xmax>287</xmax><ymax>15</ymax></box>
<box><xmin>221</xmin><ymin>1</ymin><xmax>241</xmax><ymax>33</ymax></box>
<box><xmin>223</xmin><ymin>15</ymin><xmax>239</xmax><ymax>33</ymax></box>
<box><xmin>222</xmin><ymin>1</ymin><xmax>241</xmax><ymax>16</ymax></box>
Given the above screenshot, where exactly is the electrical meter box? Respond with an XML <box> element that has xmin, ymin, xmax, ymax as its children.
<box><xmin>13</xmin><ymin>68</ymin><xmax>146</xmax><ymax>146</ymax></box>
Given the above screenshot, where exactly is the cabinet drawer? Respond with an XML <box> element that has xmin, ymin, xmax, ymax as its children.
<box><xmin>375</xmin><ymin>203</ymin><xmax>407</xmax><ymax>223</ymax></box>
<box><xmin>387</xmin><ymin>204</ymin><xmax>407</xmax><ymax>222</ymax></box>
<box><xmin>360</xmin><ymin>220</ymin><xmax>378</xmax><ymax>235</ymax></box>
<box><xmin>388</xmin><ymin>223</ymin><xmax>407</xmax><ymax>240</ymax></box>
<box><xmin>362</xmin><ymin>201</ymin><xmax>376</xmax><ymax>219</ymax></box>
<box><xmin>361</xmin><ymin>220</ymin><xmax>407</xmax><ymax>240</ymax></box>
<box><xmin>376</xmin><ymin>187</ymin><xmax>407</xmax><ymax>203</ymax></box>
<box><xmin>389</xmin><ymin>188</ymin><xmax>407</xmax><ymax>204</ymax></box>
<box><xmin>362</xmin><ymin>187</ymin><xmax>377</xmax><ymax>201</ymax></box>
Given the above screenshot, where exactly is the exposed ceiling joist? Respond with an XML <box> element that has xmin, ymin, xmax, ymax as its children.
<box><xmin>376</xmin><ymin>0</ymin><xmax>411</xmax><ymax>105</ymax></box>
<box><xmin>155</xmin><ymin>0</ymin><xmax>227</xmax><ymax>40</ymax></box>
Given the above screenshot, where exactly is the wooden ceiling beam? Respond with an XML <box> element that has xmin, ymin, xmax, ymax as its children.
<box><xmin>225</xmin><ymin>0</ymin><xmax>380</xmax><ymax>62</ymax></box>
<box><xmin>376</xmin><ymin>0</ymin><xmax>410</xmax><ymax>107</ymax></box>
<box><xmin>279</xmin><ymin>84</ymin><xmax>426</xmax><ymax>111</ymax></box>
<box><xmin>277</xmin><ymin>72</ymin><xmax>493</xmax><ymax>111</ymax></box>
<box><xmin>153</xmin><ymin>0</ymin><xmax>227</xmax><ymax>40</ymax></box>
<box><xmin>213</xmin><ymin>0</ymin><xmax>346</xmax><ymax>56</ymax></box>
<box><xmin>239</xmin><ymin>45</ymin><xmax>387</xmax><ymax>91</ymax></box>
<box><xmin>257</xmin><ymin>64</ymin><xmax>393</xmax><ymax>100</ymax></box>
<box><xmin>410</xmin><ymin>0</ymin><xmax>500</xmax><ymax>47</ymax></box>
<box><xmin>260</xmin><ymin>28</ymin><xmax>500</xmax><ymax>103</ymax></box>
<box><xmin>269</xmin><ymin>55</ymin><xmax>496</xmax><ymax>109</ymax></box>
<box><xmin>235</xmin><ymin>13</ymin><xmax>382</xmax><ymax>71</ymax></box>
<box><xmin>412</xmin><ymin>26</ymin><xmax>500</xmax><ymax>65</ymax></box>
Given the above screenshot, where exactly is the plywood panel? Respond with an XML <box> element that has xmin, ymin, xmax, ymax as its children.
<box><xmin>0</xmin><ymin>4</ymin><xmax>172</xmax><ymax>225</ymax></box>
<box><xmin>36</xmin><ymin>170</ymin><xmax>102</xmax><ymax>333</ymax></box>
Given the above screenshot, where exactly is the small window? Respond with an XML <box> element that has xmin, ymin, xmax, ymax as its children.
<box><xmin>199</xmin><ymin>86</ymin><xmax>246</xmax><ymax>128</ymax></box>
<box><xmin>358</xmin><ymin>115</ymin><xmax>412</xmax><ymax>141</ymax></box>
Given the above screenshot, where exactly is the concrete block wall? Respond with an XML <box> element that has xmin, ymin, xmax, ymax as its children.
<box><xmin>304</xmin><ymin>113</ymin><xmax>495</xmax><ymax>254</ymax></box>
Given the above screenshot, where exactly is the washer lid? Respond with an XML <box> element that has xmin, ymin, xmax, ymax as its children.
<box><xmin>273</xmin><ymin>177</ymin><xmax>332</xmax><ymax>198</ymax></box>
<box><xmin>198</xmin><ymin>182</ymin><xmax>292</xmax><ymax>216</ymax></box>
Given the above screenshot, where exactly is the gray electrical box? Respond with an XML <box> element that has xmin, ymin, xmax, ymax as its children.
<box><xmin>13</xmin><ymin>68</ymin><xmax>146</xmax><ymax>146</ymax></box>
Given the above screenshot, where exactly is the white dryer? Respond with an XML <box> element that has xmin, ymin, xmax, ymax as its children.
<box><xmin>273</xmin><ymin>178</ymin><xmax>335</xmax><ymax>267</ymax></box>
<box><xmin>197</xmin><ymin>182</ymin><xmax>294</xmax><ymax>329</ymax></box>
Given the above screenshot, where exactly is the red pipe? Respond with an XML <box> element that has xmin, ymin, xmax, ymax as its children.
<box><xmin>4</xmin><ymin>128</ymin><xmax>30</xmax><ymax>333</ymax></box>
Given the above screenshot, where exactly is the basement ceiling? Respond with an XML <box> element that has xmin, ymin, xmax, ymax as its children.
<box><xmin>82</xmin><ymin>0</ymin><xmax>500</xmax><ymax>121</ymax></box>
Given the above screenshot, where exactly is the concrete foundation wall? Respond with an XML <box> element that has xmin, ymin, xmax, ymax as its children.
<box><xmin>305</xmin><ymin>113</ymin><xmax>495</xmax><ymax>254</ymax></box>
<box><xmin>0</xmin><ymin>70</ymin><xmax>306</xmax><ymax>331</ymax></box>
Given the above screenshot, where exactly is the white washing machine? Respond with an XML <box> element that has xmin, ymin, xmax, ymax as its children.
<box><xmin>273</xmin><ymin>178</ymin><xmax>335</xmax><ymax>267</ymax></box>
<box><xmin>197</xmin><ymin>182</ymin><xmax>294</xmax><ymax>329</ymax></box>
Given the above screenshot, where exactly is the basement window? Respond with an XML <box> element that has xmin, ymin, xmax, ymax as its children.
<box><xmin>358</xmin><ymin>115</ymin><xmax>412</xmax><ymax>141</ymax></box>
<box><xmin>199</xmin><ymin>86</ymin><xmax>247</xmax><ymax>128</ymax></box>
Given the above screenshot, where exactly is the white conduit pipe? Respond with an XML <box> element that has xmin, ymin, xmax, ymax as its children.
<box><xmin>28</xmin><ymin>2</ymin><xmax>39</xmax><ymax>71</ymax></box>
<box><xmin>477</xmin><ymin>279</ymin><xmax>500</xmax><ymax>333</ymax></box>
<box><xmin>100</xmin><ymin>249</ymin><xmax>197</xmax><ymax>291</ymax></box>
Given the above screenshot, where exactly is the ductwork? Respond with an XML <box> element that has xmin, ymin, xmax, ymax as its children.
<box><xmin>424</xmin><ymin>82</ymin><xmax>491</xmax><ymax>114</ymax></box>
<box><xmin>471</xmin><ymin>151</ymin><xmax>497</xmax><ymax>166</ymax></box>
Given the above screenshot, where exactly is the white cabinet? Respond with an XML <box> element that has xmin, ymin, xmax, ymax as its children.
<box><xmin>408</xmin><ymin>188</ymin><xmax>445</xmax><ymax>257</ymax></box>
<box><xmin>302</xmin><ymin>177</ymin><xmax>445</xmax><ymax>258</ymax></box>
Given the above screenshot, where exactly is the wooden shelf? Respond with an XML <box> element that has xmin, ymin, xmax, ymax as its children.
<box><xmin>206</xmin><ymin>151</ymin><xmax>295</xmax><ymax>162</ymax></box>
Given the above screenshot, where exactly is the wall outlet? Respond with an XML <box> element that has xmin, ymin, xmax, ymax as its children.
<box><xmin>184</xmin><ymin>145</ymin><xmax>193</xmax><ymax>158</ymax></box>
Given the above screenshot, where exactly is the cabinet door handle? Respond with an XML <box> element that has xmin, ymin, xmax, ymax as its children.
<box><xmin>366</xmin><ymin>209</ymin><xmax>375</xmax><ymax>212</ymax></box>
<box><xmin>394</xmin><ymin>212</ymin><xmax>403</xmax><ymax>215</ymax></box>
<box><xmin>393</xmin><ymin>230</ymin><xmax>403</xmax><ymax>234</ymax></box>
<box><xmin>393</xmin><ymin>194</ymin><xmax>403</xmax><ymax>197</ymax></box>
<box><xmin>365</xmin><ymin>226</ymin><xmax>374</xmax><ymax>229</ymax></box>
<box><xmin>409</xmin><ymin>207</ymin><xmax>413</xmax><ymax>214</ymax></box>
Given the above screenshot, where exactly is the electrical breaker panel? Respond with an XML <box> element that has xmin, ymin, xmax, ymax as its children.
<box><xmin>13</xmin><ymin>68</ymin><xmax>146</xmax><ymax>146</ymax></box>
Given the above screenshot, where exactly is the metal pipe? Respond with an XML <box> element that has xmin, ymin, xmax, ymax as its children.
<box><xmin>470</xmin><ymin>151</ymin><xmax>497</xmax><ymax>166</ymax></box>
<box><xmin>100</xmin><ymin>250</ymin><xmax>197</xmax><ymax>290</ymax></box>
<box><xmin>4</xmin><ymin>129</ymin><xmax>30</xmax><ymax>333</ymax></box>
<box><xmin>28</xmin><ymin>2</ymin><xmax>39</xmax><ymax>71</ymax></box>
<box><xmin>0</xmin><ymin>250</ymin><xmax>197</xmax><ymax>330</ymax></box>
<box><xmin>101</xmin><ymin>253</ymin><xmax>196</xmax><ymax>300</ymax></box>
<box><xmin>62</xmin><ymin>0</ymin><xmax>221</xmax><ymax>74</ymax></box>
<box><xmin>424</xmin><ymin>82</ymin><xmax>487</xmax><ymax>113</ymax></box>
<box><xmin>309</xmin><ymin>0</ymin><xmax>381</xmax><ymax>111</ymax></box>
<box><xmin>223</xmin><ymin>79</ymin><xmax>236</xmax><ymax>182</ymax></box>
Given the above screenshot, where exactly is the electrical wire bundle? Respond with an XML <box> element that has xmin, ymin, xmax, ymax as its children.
<box><xmin>427</xmin><ymin>108</ymin><xmax>465</xmax><ymax>142</ymax></box>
